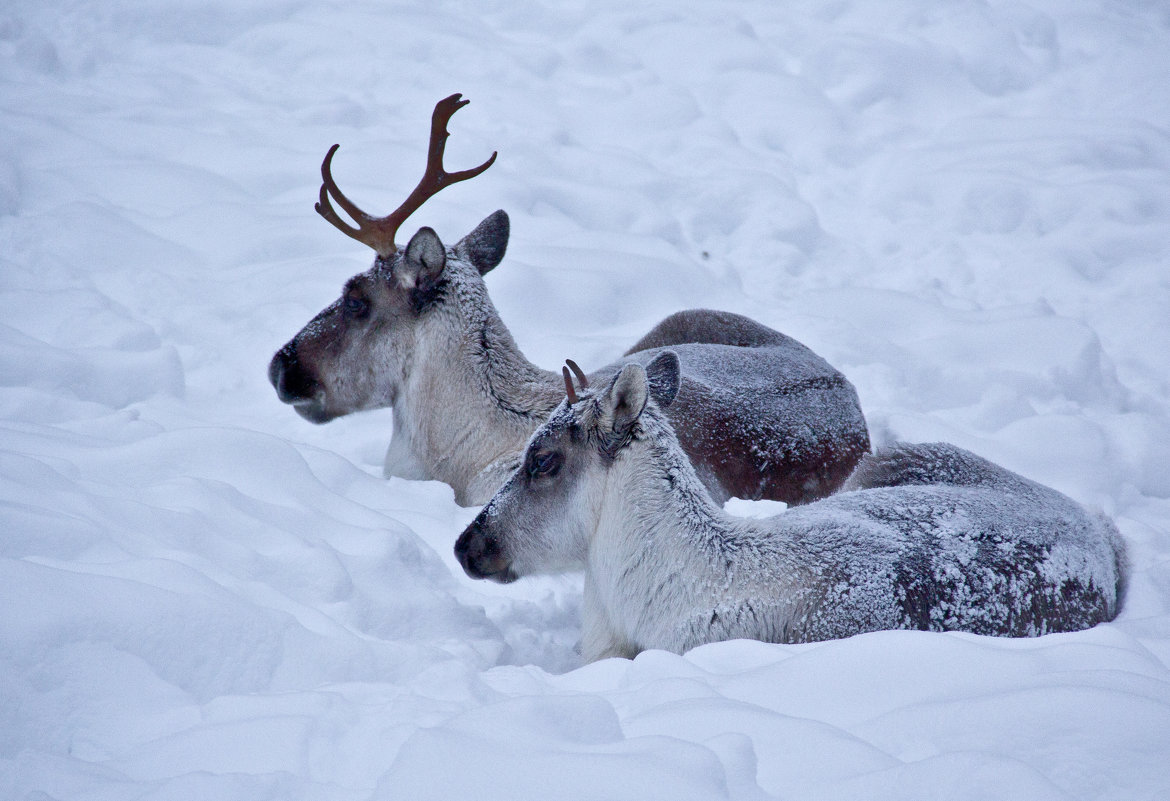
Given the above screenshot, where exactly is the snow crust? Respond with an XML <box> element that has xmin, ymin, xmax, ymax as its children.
<box><xmin>3</xmin><ymin>1</ymin><xmax>1170</xmax><ymax>799</ymax></box>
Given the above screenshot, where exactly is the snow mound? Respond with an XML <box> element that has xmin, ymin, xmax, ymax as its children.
<box><xmin>3</xmin><ymin>1</ymin><xmax>1170</xmax><ymax>799</ymax></box>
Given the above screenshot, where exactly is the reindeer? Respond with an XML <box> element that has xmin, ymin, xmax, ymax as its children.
<box><xmin>268</xmin><ymin>94</ymin><xmax>870</xmax><ymax>506</ymax></box>
<box><xmin>455</xmin><ymin>354</ymin><xmax>1127</xmax><ymax>662</ymax></box>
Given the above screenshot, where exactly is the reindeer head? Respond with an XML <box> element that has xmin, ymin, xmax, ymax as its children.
<box><xmin>455</xmin><ymin>352</ymin><xmax>681</xmax><ymax>583</ymax></box>
<box><xmin>268</xmin><ymin>94</ymin><xmax>506</xmax><ymax>423</ymax></box>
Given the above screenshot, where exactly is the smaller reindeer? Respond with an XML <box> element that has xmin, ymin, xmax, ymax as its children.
<box><xmin>455</xmin><ymin>354</ymin><xmax>1127</xmax><ymax>662</ymax></box>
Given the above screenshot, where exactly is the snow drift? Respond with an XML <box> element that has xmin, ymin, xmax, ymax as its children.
<box><xmin>3</xmin><ymin>1</ymin><xmax>1170</xmax><ymax>799</ymax></box>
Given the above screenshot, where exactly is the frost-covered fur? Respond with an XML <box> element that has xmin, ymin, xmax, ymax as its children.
<box><xmin>455</xmin><ymin>354</ymin><xmax>1127</xmax><ymax>661</ymax></box>
<box><xmin>269</xmin><ymin>211</ymin><xmax>869</xmax><ymax>506</ymax></box>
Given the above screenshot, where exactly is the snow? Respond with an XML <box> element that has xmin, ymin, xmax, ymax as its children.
<box><xmin>2</xmin><ymin>0</ymin><xmax>1169</xmax><ymax>799</ymax></box>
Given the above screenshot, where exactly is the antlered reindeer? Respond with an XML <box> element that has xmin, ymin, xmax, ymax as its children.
<box><xmin>269</xmin><ymin>95</ymin><xmax>870</xmax><ymax>506</ymax></box>
<box><xmin>455</xmin><ymin>354</ymin><xmax>1127</xmax><ymax>662</ymax></box>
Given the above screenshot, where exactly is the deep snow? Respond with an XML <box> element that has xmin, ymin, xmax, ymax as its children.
<box><xmin>2</xmin><ymin>1</ymin><xmax>1170</xmax><ymax>799</ymax></box>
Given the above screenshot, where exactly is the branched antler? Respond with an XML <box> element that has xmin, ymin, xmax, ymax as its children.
<box><xmin>315</xmin><ymin>93</ymin><xmax>497</xmax><ymax>257</ymax></box>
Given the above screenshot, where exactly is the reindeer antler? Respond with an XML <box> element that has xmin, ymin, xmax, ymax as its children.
<box><xmin>565</xmin><ymin>359</ymin><xmax>588</xmax><ymax>391</ymax></box>
<box><xmin>562</xmin><ymin>366</ymin><xmax>578</xmax><ymax>405</ymax></box>
<box><xmin>562</xmin><ymin>359</ymin><xmax>589</xmax><ymax>404</ymax></box>
<box><xmin>315</xmin><ymin>93</ymin><xmax>498</xmax><ymax>258</ymax></box>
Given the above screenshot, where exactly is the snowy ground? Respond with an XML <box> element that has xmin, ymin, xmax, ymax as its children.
<box><xmin>3</xmin><ymin>1</ymin><xmax>1170</xmax><ymax>799</ymax></box>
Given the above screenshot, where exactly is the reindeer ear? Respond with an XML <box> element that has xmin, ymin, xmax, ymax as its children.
<box><xmin>600</xmin><ymin>363</ymin><xmax>649</xmax><ymax>435</ymax></box>
<box><xmin>645</xmin><ymin>351</ymin><xmax>680</xmax><ymax>409</ymax></box>
<box><xmin>398</xmin><ymin>227</ymin><xmax>447</xmax><ymax>289</ymax></box>
<box><xmin>455</xmin><ymin>210</ymin><xmax>509</xmax><ymax>276</ymax></box>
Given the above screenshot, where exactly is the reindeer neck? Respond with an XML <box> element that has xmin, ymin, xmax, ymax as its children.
<box><xmin>400</xmin><ymin>268</ymin><xmax>563</xmax><ymax>503</ymax></box>
<box><xmin>469</xmin><ymin>306</ymin><xmax>563</xmax><ymax>421</ymax></box>
<box><xmin>590</xmin><ymin>421</ymin><xmax>744</xmax><ymax>616</ymax></box>
<box><xmin>588</xmin><ymin>411</ymin><xmax>810</xmax><ymax>652</ymax></box>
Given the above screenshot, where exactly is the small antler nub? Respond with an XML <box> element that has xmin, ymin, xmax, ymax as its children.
<box><xmin>565</xmin><ymin>359</ymin><xmax>589</xmax><ymax>391</ymax></box>
<box><xmin>562</xmin><ymin>366</ymin><xmax>578</xmax><ymax>405</ymax></box>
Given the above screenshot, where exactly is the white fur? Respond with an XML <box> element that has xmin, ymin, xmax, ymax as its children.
<box><xmin>382</xmin><ymin>289</ymin><xmax>556</xmax><ymax>505</ymax></box>
<box><xmin>457</xmin><ymin>364</ymin><xmax>1127</xmax><ymax>662</ymax></box>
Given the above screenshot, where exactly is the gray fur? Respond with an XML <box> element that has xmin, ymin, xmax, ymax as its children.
<box><xmin>455</xmin><ymin>362</ymin><xmax>1127</xmax><ymax>661</ymax></box>
<box><xmin>454</xmin><ymin>209</ymin><xmax>509</xmax><ymax>275</ymax></box>
<box><xmin>269</xmin><ymin>211</ymin><xmax>870</xmax><ymax>506</ymax></box>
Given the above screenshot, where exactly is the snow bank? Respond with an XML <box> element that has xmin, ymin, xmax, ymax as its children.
<box><xmin>3</xmin><ymin>1</ymin><xmax>1169</xmax><ymax>799</ymax></box>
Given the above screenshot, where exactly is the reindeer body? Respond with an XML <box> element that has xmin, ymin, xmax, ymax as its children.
<box><xmin>268</xmin><ymin>95</ymin><xmax>869</xmax><ymax>506</ymax></box>
<box><xmin>273</xmin><ymin>224</ymin><xmax>866</xmax><ymax>506</ymax></box>
<box><xmin>456</xmin><ymin>356</ymin><xmax>1126</xmax><ymax>661</ymax></box>
<box><xmin>617</xmin><ymin>325</ymin><xmax>866</xmax><ymax>505</ymax></box>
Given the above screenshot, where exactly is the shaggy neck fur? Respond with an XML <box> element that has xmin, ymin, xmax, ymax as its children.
<box><xmin>583</xmin><ymin>405</ymin><xmax>805</xmax><ymax>660</ymax></box>
<box><xmin>389</xmin><ymin>258</ymin><xmax>565</xmax><ymax>505</ymax></box>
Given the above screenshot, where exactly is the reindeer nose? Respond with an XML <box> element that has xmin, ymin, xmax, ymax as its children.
<box><xmin>268</xmin><ymin>342</ymin><xmax>317</xmax><ymax>404</ymax></box>
<box><xmin>455</xmin><ymin>518</ymin><xmax>513</xmax><ymax>582</ymax></box>
<box><xmin>268</xmin><ymin>347</ymin><xmax>289</xmax><ymax>395</ymax></box>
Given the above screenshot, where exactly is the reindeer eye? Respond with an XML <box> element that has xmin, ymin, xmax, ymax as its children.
<box><xmin>528</xmin><ymin>451</ymin><xmax>562</xmax><ymax>478</ymax></box>
<box><xmin>343</xmin><ymin>295</ymin><xmax>369</xmax><ymax>318</ymax></box>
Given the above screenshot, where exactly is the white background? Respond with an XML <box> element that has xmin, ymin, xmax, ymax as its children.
<box><xmin>2</xmin><ymin>1</ymin><xmax>1168</xmax><ymax>798</ymax></box>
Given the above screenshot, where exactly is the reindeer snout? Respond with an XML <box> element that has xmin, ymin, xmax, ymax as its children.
<box><xmin>455</xmin><ymin>518</ymin><xmax>514</xmax><ymax>583</ymax></box>
<box><xmin>269</xmin><ymin>342</ymin><xmax>303</xmax><ymax>400</ymax></box>
<box><xmin>268</xmin><ymin>342</ymin><xmax>331</xmax><ymax>422</ymax></box>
